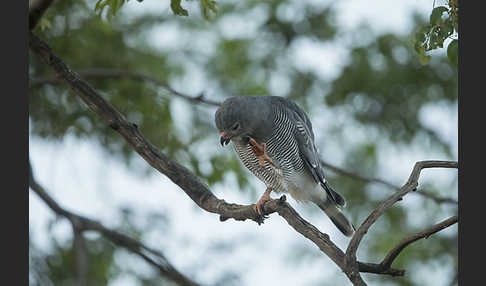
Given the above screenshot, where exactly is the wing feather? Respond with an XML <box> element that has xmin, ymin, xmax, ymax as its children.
<box><xmin>272</xmin><ymin>97</ymin><xmax>339</xmax><ymax>204</ymax></box>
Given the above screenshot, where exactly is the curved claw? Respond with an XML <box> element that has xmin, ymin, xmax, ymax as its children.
<box><xmin>253</xmin><ymin>188</ymin><xmax>274</xmax><ymax>215</ymax></box>
<box><xmin>254</xmin><ymin>214</ymin><xmax>268</xmax><ymax>225</ymax></box>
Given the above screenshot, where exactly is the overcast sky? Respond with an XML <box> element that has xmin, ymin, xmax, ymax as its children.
<box><xmin>29</xmin><ymin>1</ymin><xmax>457</xmax><ymax>285</ymax></box>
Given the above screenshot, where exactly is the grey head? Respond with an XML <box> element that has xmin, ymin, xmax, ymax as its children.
<box><xmin>215</xmin><ymin>96</ymin><xmax>274</xmax><ymax>147</ymax></box>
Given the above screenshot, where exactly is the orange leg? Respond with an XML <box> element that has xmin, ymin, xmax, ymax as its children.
<box><xmin>253</xmin><ymin>188</ymin><xmax>273</xmax><ymax>215</ymax></box>
<box><xmin>249</xmin><ymin>138</ymin><xmax>275</xmax><ymax>168</ymax></box>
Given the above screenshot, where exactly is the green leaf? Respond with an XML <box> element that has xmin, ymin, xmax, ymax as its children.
<box><xmin>201</xmin><ymin>0</ymin><xmax>218</xmax><ymax>20</ymax></box>
<box><xmin>447</xmin><ymin>39</ymin><xmax>458</xmax><ymax>66</ymax></box>
<box><xmin>429</xmin><ymin>29</ymin><xmax>439</xmax><ymax>50</ymax></box>
<box><xmin>170</xmin><ymin>0</ymin><xmax>189</xmax><ymax>16</ymax></box>
<box><xmin>94</xmin><ymin>0</ymin><xmax>109</xmax><ymax>13</ymax></box>
<box><xmin>442</xmin><ymin>17</ymin><xmax>454</xmax><ymax>37</ymax></box>
<box><xmin>430</xmin><ymin>6</ymin><xmax>448</xmax><ymax>26</ymax></box>
<box><xmin>38</xmin><ymin>17</ymin><xmax>52</xmax><ymax>31</ymax></box>
<box><xmin>418</xmin><ymin>55</ymin><xmax>430</xmax><ymax>65</ymax></box>
<box><xmin>94</xmin><ymin>0</ymin><xmax>127</xmax><ymax>19</ymax></box>
<box><xmin>417</xmin><ymin>46</ymin><xmax>431</xmax><ymax>65</ymax></box>
<box><xmin>415</xmin><ymin>30</ymin><xmax>426</xmax><ymax>43</ymax></box>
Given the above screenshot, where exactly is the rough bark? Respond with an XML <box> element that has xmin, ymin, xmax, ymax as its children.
<box><xmin>29</xmin><ymin>70</ymin><xmax>458</xmax><ymax>206</ymax></box>
<box><xmin>29</xmin><ymin>32</ymin><xmax>458</xmax><ymax>286</ymax></box>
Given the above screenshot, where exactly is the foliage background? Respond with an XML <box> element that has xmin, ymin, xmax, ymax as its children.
<box><xmin>29</xmin><ymin>0</ymin><xmax>458</xmax><ymax>285</ymax></box>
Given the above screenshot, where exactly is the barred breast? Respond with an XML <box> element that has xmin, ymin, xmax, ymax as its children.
<box><xmin>233</xmin><ymin>105</ymin><xmax>307</xmax><ymax>194</ymax></box>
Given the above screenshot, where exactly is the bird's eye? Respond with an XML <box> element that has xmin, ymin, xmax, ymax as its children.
<box><xmin>232</xmin><ymin>123</ymin><xmax>239</xmax><ymax>130</ymax></box>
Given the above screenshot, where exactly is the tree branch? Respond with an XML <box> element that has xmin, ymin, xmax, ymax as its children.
<box><xmin>29</xmin><ymin>161</ymin><xmax>202</xmax><ymax>286</ymax></box>
<box><xmin>29</xmin><ymin>68</ymin><xmax>221</xmax><ymax>107</ymax></box>
<box><xmin>29</xmin><ymin>0</ymin><xmax>56</xmax><ymax>30</ymax></box>
<box><xmin>30</xmin><ymin>69</ymin><xmax>457</xmax><ymax>206</ymax></box>
<box><xmin>380</xmin><ymin>215</ymin><xmax>458</xmax><ymax>269</ymax></box>
<box><xmin>319</xmin><ymin>160</ymin><xmax>458</xmax><ymax>205</ymax></box>
<box><xmin>72</xmin><ymin>226</ymin><xmax>88</xmax><ymax>286</ymax></box>
<box><xmin>357</xmin><ymin>262</ymin><xmax>405</xmax><ymax>277</ymax></box>
<box><xmin>274</xmin><ymin>197</ymin><xmax>346</xmax><ymax>269</ymax></box>
<box><xmin>354</xmin><ymin>215</ymin><xmax>457</xmax><ymax>278</ymax></box>
<box><xmin>344</xmin><ymin>161</ymin><xmax>458</xmax><ymax>282</ymax></box>
<box><xmin>29</xmin><ymin>32</ymin><xmax>458</xmax><ymax>285</ymax></box>
<box><xmin>28</xmin><ymin>32</ymin><xmax>286</xmax><ymax>226</ymax></box>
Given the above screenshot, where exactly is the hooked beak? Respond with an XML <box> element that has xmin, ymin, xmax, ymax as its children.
<box><xmin>220</xmin><ymin>132</ymin><xmax>231</xmax><ymax>146</ymax></box>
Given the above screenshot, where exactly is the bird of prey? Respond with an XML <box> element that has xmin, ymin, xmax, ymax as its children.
<box><xmin>215</xmin><ymin>96</ymin><xmax>355</xmax><ymax>237</ymax></box>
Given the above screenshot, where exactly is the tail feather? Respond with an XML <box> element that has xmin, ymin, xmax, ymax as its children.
<box><xmin>322</xmin><ymin>181</ymin><xmax>346</xmax><ymax>207</ymax></box>
<box><xmin>317</xmin><ymin>201</ymin><xmax>355</xmax><ymax>237</ymax></box>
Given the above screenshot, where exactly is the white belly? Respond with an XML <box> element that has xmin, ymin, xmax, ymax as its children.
<box><xmin>285</xmin><ymin>171</ymin><xmax>327</xmax><ymax>203</ymax></box>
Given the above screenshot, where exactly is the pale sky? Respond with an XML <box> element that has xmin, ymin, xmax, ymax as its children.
<box><xmin>29</xmin><ymin>1</ymin><xmax>457</xmax><ymax>285</ymax></box>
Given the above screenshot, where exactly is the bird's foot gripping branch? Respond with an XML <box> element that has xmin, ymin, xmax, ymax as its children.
<box><xmin>29</xmin><ymin>32</ymin><xmax>458</xmax><ymax>286</ymax></box>
<box><xmin>219</xmin><ymin>194</ymin><xmax>286</xmax><ymax>224</ymax></box>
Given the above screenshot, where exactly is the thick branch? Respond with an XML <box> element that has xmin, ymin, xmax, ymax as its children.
<box><xmin>30</xmin><ymin>70</ymin><xmax>457</xmax><ymax>205</ymax></box>
<box><xmin>29</xmin><ymin>161</ymin><xmax>201</xmax><ymax>286</ymax></box>
<box><xmin>32</xmin><ymin>70</ymin><xmax>458</xmax><ymax>209</ymax></box>
<box><xmin>29</xmin><ymin>31</ymin><xmax>359</xmax><ymax>279</ymax></box>
<box><xmin>29</xmin><ymin>0</ymin><xmax>56</xmax><ymax>30</ymax></box>
<box><xmin>274</xmin><ymin>197</ymin><xmax>346</xmax><ymax>268</ymax></box>
<box><xmin>380</xmin><ymin>215</ymin><xmax>458</xmax><ymax>269</ymax></box>
<box><xmin>28</xmin><ymin>32</ymin><xmax>288</xmax><ymax>225</ymax></box>
<box><xmin>29</xmin><ymin>32</ymin><xmax>456</xmax><ymax>285</ymax></box>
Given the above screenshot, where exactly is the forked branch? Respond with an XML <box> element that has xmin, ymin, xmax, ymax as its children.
<box><xmin>380</xmin><ymin>215</ymin><xmax>458</xmax><ymax>269</ymax></box>
<box><xmin>29</xmin><ymin>32</ymin><xmax>458</xmax><ymax>286</ymax></box>
<box><xmin>30</xmin><ymin>70</ymin><xmax>457</xmax><ymax>206</ymax></box>
<box><xmin>344</xmin><ymin>161</ymin><xmax>458</xmax><ymax>284</ymax></box>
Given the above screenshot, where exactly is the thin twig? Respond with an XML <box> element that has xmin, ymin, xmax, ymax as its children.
<box><xmin>380</xmin><ymin>215</ymin><xmax>458</xmax><ymax>269</ymax></box>
<box><xmin>29</xmin><ymin>161</ymin><xmax>202</xmax><ymax>286</ymax></box>
<box><xmin>29</xmin><ymin>32</ymin><xmax>458</xmax><ymax>286</ymax></box>
<box><xmin>344</xmin><ymin>161</ymin><xmax>458</xmax><ymax>283</ymax></box>
<box><xmin>28</xmin><ymin>31</ymin><xmax>405</xmax><ymax>282</ymax></box>
<box><xmin>29</xmin><ymin>68</ymin><xmax>221</xmax><ymax>107</ymax></box>
<box><xmin>29</xmin><ymin>69</ymin><xmax>457</xmax><ymax>205</ymax></box>
<box><xmin>320</xmin><ymin>160</ymin><xmax>458</xmax><ymax>205</ymax></box>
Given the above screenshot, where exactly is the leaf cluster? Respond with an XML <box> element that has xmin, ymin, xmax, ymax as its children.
<box><xmin>412</xmin><ymin>1</ymin><xmax>458</xmax><ymax>65</ymax></box>
<box><xmin>29</xmin><ymin>1</ymin><xmax>458</xmax><ymax>285</ymax></box>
